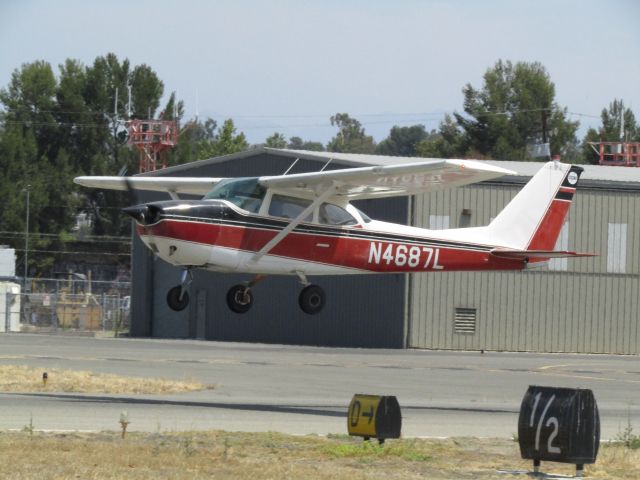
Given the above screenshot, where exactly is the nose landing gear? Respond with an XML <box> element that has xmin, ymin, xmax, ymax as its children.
<box><xmin>167</xmin><ymin>271</ymin><xmax>326</xmax><ymax>315</ymax></box>
<box><xmin>166</xmin><ymin>269</ymin><xmax>193</xmax><ymax>311</ymax></box>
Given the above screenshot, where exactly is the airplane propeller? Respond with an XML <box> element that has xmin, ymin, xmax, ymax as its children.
<box><xmin>121</xmin><ymin>203</ymin><xmax>162</xmax><ymax>225</ymax></box>
<box><xmin>120</xmin><ymin>174</ymin><xmax>192</xmax><ymax>312</ymax></box>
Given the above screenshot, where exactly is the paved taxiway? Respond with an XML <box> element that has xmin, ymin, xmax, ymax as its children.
<box><xmin>0</xmin><ymin>334</ymin><xmax>638</xmax><ymax>439</ymax></box>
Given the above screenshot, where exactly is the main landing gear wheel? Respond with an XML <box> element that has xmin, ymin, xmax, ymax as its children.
<box><xmin>226</xmin><ymin>284</ymin><xmax>254</xmax><ymax>314</ymax></box>
<box><xmin>298</xmin><ymin>284</ymin><xmax>325</xmax><ymax>315</ymax></box>
<box><xmin>167</xmin><ymin>286</ymin><xmax>190</xmax><ymax>311</ymax></box>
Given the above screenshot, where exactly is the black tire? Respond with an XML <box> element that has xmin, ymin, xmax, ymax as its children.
<box><xmin>167</xmin><ymin>286</ymin><xmax>189</xmax><ymax>311</ymax></box>
<box><xmin>226</xmin><ymin>284</ymin><xmax>253</xmax><ymax>314</ymax></box>
<box><xmin>298</xmin><ymin>284</ymin><xmax>325</xmax><ymax>315</ymax></box>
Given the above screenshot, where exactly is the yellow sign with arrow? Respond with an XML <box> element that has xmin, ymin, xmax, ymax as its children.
<box><xmin>347</xmin><ymin>394</ymin><xmax>401</xmax><ymax>442</ymax></box>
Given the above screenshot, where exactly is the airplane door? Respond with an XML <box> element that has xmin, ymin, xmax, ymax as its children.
<box><xmin>311</xmin><ymin>203</ymin><xmax>355</xmax><ymax>267</ymax></box>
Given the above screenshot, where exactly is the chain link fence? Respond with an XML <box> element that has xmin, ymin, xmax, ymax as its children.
<box><xmin>2</xmin><ymin>278</ymin><xmax>131</xmax><ymax>336</ymax></box>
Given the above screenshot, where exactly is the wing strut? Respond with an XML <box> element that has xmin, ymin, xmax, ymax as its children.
<box><xmin>249</xmin><ymin>183</ymin><xmax>338</xmax><ymax>264</ymax></box>
<box><xmin>167</xmin><ymin>189</ymin><xmax>180</xmax><ymax>200</ymax></box>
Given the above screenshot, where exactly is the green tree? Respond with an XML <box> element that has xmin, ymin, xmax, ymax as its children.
<box><xmin>287</xmin><ymin>136</ymin><xmax>324</xmax><ymax>151</ymax></box>
<box><xmin>456</xmin><ymin>60</ymin><xmax>579</xmax><ymax>161</ymax></box>
<box><xmin>0</xmin><ymin>60</ymin><xmax>59</xmax><ymax>161</ymax></box>
<box><xmin>56</xmin><ymin>59</ymin><xmax>97</xmax><ymax>173</ymax></box>
<box><xmin>376</xmin><ymin>125</ymin><xmax>429</xmax><ymax>156</ymax></box>
<box><xmin>130</xmin><ymin>64</ymin><xmax>164</xmax><ymax>119</ymax></box>
<box><xmin>265</xmin><ymin>132</ymin><xmax>287</xmax><ymax>148</ymax></box>
<box><xmin>581</xmin><ymin>99</ymin><xmax>639</xmax><ymax>164</ymax></box>
<box><xmin>166</xmin><ymin>117</ymin><xmax>216</xmax><ymax>166</ymax></box>
<box><xmin>0</xmin><ymin>61</ymin><xmax>81</xmax><ymax>273</ymax></box>
<box><xmin>74</xmin><ymin>54</ymin><xmax>164</xmax><ymax>236</ymax></box>
<box><xmin>0</xmin><ymin>125</ymin><xmax>39</xmax><ymax>235</ymax></box>
<box><xmin>0</xmin><ymin>53</ymin><xmax>169</xmax><ymax>274</ymax></box>
<box><xmin>600</xmin><ymin>99</ymin><xmax>639</xmax><ymax>140</ymax></box>
<box><xmin>415</xmin><ymin>115</ymin><xmax>467</xmax><ymax>158</ymax></box>
<box><xmin>161</xmin><ymin>91</ymin><xmax>185</xmax><ymax>121</ymax></box>
<box><xmin>327</xmin><ymin>113</ymin><xmax>376</xmax><ymax>153</ymax></box>
<box><xmin>197</xmin><ymin>119</ymin><xmax>248</xmax><ymax>158</ymax></box>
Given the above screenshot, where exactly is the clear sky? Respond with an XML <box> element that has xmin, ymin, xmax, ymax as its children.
<box><xmin>1</xmin><ymin>0</ymin><xmax>638</xmax><ymax>145</ymax></box>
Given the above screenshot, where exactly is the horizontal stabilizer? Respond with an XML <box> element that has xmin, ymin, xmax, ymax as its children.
<box><xmin>490</xmin><ymin>249</ymin><xmax>596</xmax><ymax>260</ymax></box>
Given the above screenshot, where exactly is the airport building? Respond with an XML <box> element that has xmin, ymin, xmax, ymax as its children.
<box><xmin>129</xmin><ymin>148</ymin><xmax>640</xmax><ymax>354</ymax></box>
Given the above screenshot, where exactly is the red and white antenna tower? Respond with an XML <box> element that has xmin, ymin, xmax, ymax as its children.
<box><xmin>587</xmin><ymin>109</ymin><xmax>640</xmax><ymax>167</ymax></box>
<box><xmin>128</xmin><ymin>117</ymin><xmax>178</xmax><ymax>173</ymax></box>
<box><xmin>126</xmin><ymin>85</ymin><xmax>179</xmax><ymax>173</ymax></box>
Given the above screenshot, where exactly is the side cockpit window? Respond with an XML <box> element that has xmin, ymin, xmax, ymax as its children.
<box><xmin>319</xmin><ymin>203</ymin><xmax>357</xmax><ymax>226</ymax></box>
<box><xmin>268</xmin><ymin>194</ymin><xmax>312</xmax><ymax>221</ymax></box>
<box><xmin>204</xmin><ymin>178</ymin><xmax>265</xmax><ymax>213</ymax></box>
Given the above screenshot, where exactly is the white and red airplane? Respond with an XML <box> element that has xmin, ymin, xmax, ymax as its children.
<box><xmin>75</xmin><ymin>158</ymin><xmax>592</xmax><ymax>315</ymax></box>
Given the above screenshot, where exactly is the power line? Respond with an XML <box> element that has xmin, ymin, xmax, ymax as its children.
<box><xmin>0</xmin><ymin>231</ymin><xmax>131</xmax><ymax>243</ymax></box>
<box><xmin>39</xmin><ymin>205</ymin><xmax>131</xmax><ymax>211</ymax></box>
<box><xmin>567</xmin><ymin>111</ymin><xmax>600</xmax><ymax>119</ymax></box>
<box><xmin>6</xmin><ymin>109</ymin><xmax>113</xmax><ymax>116</ymax></box>
<box><xmin>3</xmin><ymin>120</ymin><xmax>109</xmax><ymax>128</ymax></box>
<box><xmin>1</xmin><ymin>107</ymin><xmax>602</xmax><ymax>131</ymax></box>
<box><xmin>12</xmin><ymin>248</ymin><xmax>130</xmax><ymax>257</ymax></box>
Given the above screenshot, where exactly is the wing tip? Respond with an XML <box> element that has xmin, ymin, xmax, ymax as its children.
<box><xmin>446</xmin><ymin>159</ymin><xmax>516</xmax><ymax>176</ymax></box>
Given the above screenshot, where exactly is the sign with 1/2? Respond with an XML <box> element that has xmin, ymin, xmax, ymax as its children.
<box><xmin>518</xmin><ymin>386</ymin><xmax>600</xmax><ymax>468</ymax></box>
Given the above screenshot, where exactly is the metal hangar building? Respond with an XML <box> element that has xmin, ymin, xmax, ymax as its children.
<box><xmin>129</xmin><ymin>148</ymin><xmax>640</xmax><ymax>354</ymax></box>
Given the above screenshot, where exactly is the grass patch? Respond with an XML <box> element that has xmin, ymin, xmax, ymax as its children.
<box><xmin>614</xmin><ymin>410</ymin><xmax>640</xmax><ymax>450</ymax></box>
<box><xmin>0</xmin><ymin>365</ymin><xmax>212</xmax><ymax>394</ymax></box>
<box><xmin>326</xmin><ymin>439</ymin><xmax>432</xmax><ymax>462</ymax></box>
<box><xmin>0</xmin><ymin>430</ymin><xmax>635</xmax><ymax>479</ymax></box>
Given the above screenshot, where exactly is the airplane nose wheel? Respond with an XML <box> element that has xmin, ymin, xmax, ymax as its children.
<box><xmin>167</xmin><ymin>269</ymin><xmax>192</xmax><ymax>311</ymax></box>
<box><xmin>298</xmin><ymin>284</ymin><xmax>325</xmax><ymax>315</ymax></box>
<box><xmin>167</xmin><ymin>286</ymin><xmax>190</xmax><ymax>311</ymax></box>
<box><xmin>226</xmin><ymin>284</ymin><xmax>254</xmax><ymax>314</ymax></box>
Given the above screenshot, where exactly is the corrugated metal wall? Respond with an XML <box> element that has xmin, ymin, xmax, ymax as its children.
<box><xmin>408</xmin><ymin>180</ymin><xmax>640</xmax><ymax>354</ymax></box>
<box><xmin>130</xmin><ymin>152</ymin><xmax>409</xmax><ymax>348</ymax></box>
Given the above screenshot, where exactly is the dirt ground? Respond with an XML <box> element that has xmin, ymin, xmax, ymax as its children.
<box><xmin>0</xmin><ymin>430</ymin><xmax>637</xmax><ymax>480</ymax></box>
<box><xmin>0</xmin><ymin>365</ymin><xmax>211</xmax><ymax>394</ymax></box>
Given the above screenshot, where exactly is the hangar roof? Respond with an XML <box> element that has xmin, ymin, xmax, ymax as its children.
<box><xmin>145</xmin><ymin>146</ymin><xmax>640</xmax><ymax>185</ymax></box>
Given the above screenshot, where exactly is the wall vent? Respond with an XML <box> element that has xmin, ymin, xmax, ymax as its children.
<box><xmin>454</xmin><ymin>308</ymin><xmax>476</xmax><ymax>334</ymax></box>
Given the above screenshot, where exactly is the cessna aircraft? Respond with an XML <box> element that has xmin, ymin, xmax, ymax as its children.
<box><xmin>75</xmin><ymin>157</ymin><xmax>592</xmax><ymax>315</ymax></box>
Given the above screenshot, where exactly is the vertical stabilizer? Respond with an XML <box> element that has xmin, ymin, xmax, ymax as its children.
<box><xmin>486</xmin><ymin>161</ymin><xmax>584</xmax><ymax>251</ymax></box>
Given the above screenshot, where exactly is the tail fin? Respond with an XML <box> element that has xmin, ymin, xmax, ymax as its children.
<box><xmin>485</xmin><ymin>161</ymin><xmax>584</xmax><ymax>252</ymax></box>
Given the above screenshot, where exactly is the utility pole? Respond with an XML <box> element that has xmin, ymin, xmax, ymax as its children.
<box><xmin>23</xmin><ymin>185</ymin><xmax>31</xmax><ymax>291</ymax></box>
<box><xmin>541</xmin><ymin>110</ymin><xmax>548</xmax><ymax>145</ymax></box>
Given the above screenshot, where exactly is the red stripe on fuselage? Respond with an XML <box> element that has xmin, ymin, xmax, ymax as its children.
<box><xmin>139</xmin><ymin>219</ymin><xmax>525</xmax><ymax>273</ymax></box>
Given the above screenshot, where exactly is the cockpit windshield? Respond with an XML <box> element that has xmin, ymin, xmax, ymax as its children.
<box><xmin>204</xmin><ymin>177</ymin><xmax>266</xmax><ymax>213</ymax></box>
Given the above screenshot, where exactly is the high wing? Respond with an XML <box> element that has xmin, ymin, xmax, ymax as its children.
<box><xmin>259</xmin><ymin>159</ymin><xmax>515</xmax><ymax>200</ymax></box>
<box><xmin>73</xmin><ymin>176</ymin><xmax>222</xmax><ymax>196</ymax></box>
<box><xmin>74</xmin><ymin>159</ymin><xmax>513</xmax><ymax>200</ymax></box>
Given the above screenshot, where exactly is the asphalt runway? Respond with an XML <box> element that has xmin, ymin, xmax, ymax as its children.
<box><xmin>0</xmin><ymin>334</ymin><xmax>638</xmax><ymax>439</ymax></box>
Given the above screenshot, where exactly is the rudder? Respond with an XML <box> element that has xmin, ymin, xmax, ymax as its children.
<box><xmin>485</xmin><ymin>161</ymin><xmax>583</xmax><ymax>251</ymax></box>
<box><xmin>526</xmin><ymin>164</ymin><xmax>583</xmax><ymax>251</ymax></box>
